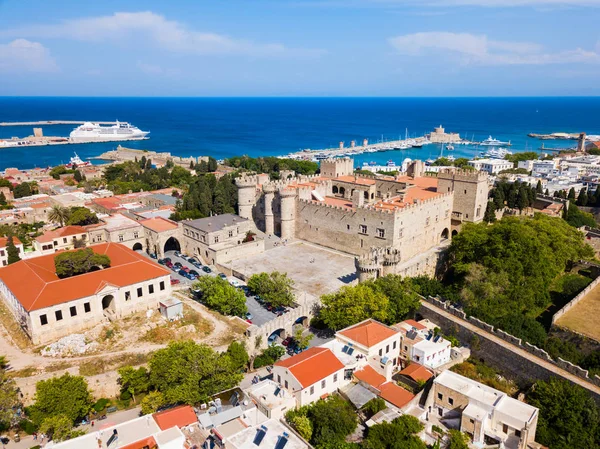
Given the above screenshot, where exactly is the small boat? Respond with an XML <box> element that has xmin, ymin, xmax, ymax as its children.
<box><xmin>446</xmin><ymin>144</ymin><xmax>455</xmax><ymax>151</ymax></box>
<box><xmin>480</xmin><ymin>136</ymin><xmax>511</xmax><ymax>146</ymax></box>
<box><xmin>386</xmin><ymin>160</ymin><xmax>396</xmax><ymax>167</ymax></box>
<box><xmin>66</xmin><ymin>152</ymin><xmax>92</xmax><ymax>168</ymax></box>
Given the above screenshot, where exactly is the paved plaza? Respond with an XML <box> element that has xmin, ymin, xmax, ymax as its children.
<box><xmin>230</xmin><ymin>241</ymin><xmax>357</xmax><ymax>297</ymax></box>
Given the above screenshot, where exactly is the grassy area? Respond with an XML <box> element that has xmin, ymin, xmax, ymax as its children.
<box><xmin>0</xmin><ymin>298</ymin><xmax>32</xmax><ymax>350</ymax></box>
<box><xmin>450</xmin><ymin>358</ymin><xmax>518</xmax><ymax>395</ymax></box>
<box><xmin>79</xmin><ymin>352</ymin><xmax>151</xmax><ymax>377</ymax></box>
<box><xmin>8</xmin><ymin>366</ymin><xmax>38</xmax><ymax>378</ymax></box>
<box><xmin>141</xmin><ymin>304</ymin><xmax>213</xmax><ymax>344</ymax></box>
<box><xmin>45</xmin><ymin>361</ymin><xmax>74</xmax><ymax>373</ymax></box>
<box><xmin>556</xmin><ymin>282</ymin><xmax>600</xmax><ymax>342</ymax></box>
<box><xmin>538</xmin><ymin>273</ymin><xmax>593</xmax><ymax>329</ymax></box>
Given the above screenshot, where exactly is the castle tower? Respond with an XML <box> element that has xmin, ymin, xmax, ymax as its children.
<box><xmin>236</xmin><ymin>177</ymin><xmax>257</xmax><ymax>220</ymax></box>
<box><xmin>263</xmin><ymin>184</ymin><xmax>276</xmax><ymax>235</ymax></box>
<box><xmin>355</xmin><ymin>247</ymin><xmax>401</xmax><ymax>282</ymax></box>
<box><xmin>406</xmin><ymin>160</ymin><xmax>425</xmax><ymax>178</ymax></box>
<box><xmin>437</xmin><ymin>169</ymin><xmax>489</xmax><ymax>223</ymax></box>
<box><xmin>320</xmin><ymin>157</ymin><xmax>354</xmax><ymax>178</ymax></box>
<box><xmin>279</xmin><ymin>188</ymin><xmax>296</xmax><ymax>240</ymax></box>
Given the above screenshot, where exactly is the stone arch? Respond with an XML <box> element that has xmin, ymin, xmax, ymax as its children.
<box><xmin>441</xmin><ymin>228</ymin><xmax>449</xmax><ymax>240</ymax></box>
<box><xmin>267</xmin><ymin>328</ymin><xmax>286</xmax><ymax>344</ymax></box>
<box><xmin>364</xmin><ymin>191</ymin><xmax>369</xmax><ymax>200</ymax></box>
<box><xmin>132</xmin><ymin>242</ymin><xmax>143</xmax><ymax>251</ymax></box>
<box><xmin>371</xmin><ymin>193</ymin><xmax>374</xmax><ymax>199</ymax></box>
<box><xmin>339</xmin><ymin>187</ymin><xmax>346</xmax><ymax>197</ymax></box>
<box><xmin>295</xmin><ymin>316</ymin><xmax>309</xmax><ymax>328</ymax></box>
<box><xmin>101</xmin><ymin>294</ymin><xmax>115</xmax><ymax>313</ymax></box>
<box><xmin>452</xmin><ymin>230</ymin><xmax>458</xmax><ymax>237</ymax></box>
<box><xmin>332</xmin><ymin>186</ymin><xmax>339</xmax><ymax>194</ymax></box>
<box><xmin>164</xmin><ymin>236</ymin><xmax>181</xmax><ymax>253</ymax></box>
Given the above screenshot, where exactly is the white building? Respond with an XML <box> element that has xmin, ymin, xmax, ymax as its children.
<box><xmin>468</xmin><ymin>159</ymin><xmax>513</xmax><ymax>175</ymax></box>
<box><xmin>395</xmin><ymin>319</ymin><xmax>452</xmax><ymax>369</ymax></box>
<box><xmin>531</xmin><ymin>160</ymin><xmax>559</xmax><ymax>177</ymax></box>
<box><xmin>517</xmin><ymin>160</ymin><xmax>535</xmax><ymax>172</ymax></box>
<box><xmin>33</xmin><ymin>225</ymin><xmax>89</xmax><ymax>255</ymax></box>
<box><xmin>0</xmin><ymin>236</ymin><xmax>23</xmax><ymax>267</ymax></box>
<box><xmin>432</xmin><ymin>370</ymin><xmax>539</xmax><ymax>449</ymax></box>
<box><xmin>272</xmin><ymin>346</ymin><xmax>347</xmax><ymax>406</ymax></box>
<box><xmin>0</xmin><ymin>243</ymin><xmax>172</xmax><ymax>344</ymax></box>
<box><xmin>246</xmin><ymin>379</ymin><xmax>297</xmax><ymax>420</ymax></box>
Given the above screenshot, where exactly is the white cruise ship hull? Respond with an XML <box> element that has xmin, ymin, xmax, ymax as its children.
<box><xmin>69</xmin><ymin>121</ymin><xmax>149</xmax><ymax>142</ymax></box>
<box><xmin>69</xmin><ymin>132</ymin><xmax>149</xmax><ymax>142</ymax></box>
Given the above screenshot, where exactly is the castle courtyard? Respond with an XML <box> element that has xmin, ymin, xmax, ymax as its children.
<box><xmin>229</xmin><ymin>241</ymin><xmax>357</xmax><ymax>297</ymax></box>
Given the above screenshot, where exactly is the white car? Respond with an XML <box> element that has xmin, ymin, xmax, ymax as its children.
<box><xmin>229</xmin><ymin>278</ymin><xmax>240</xmax><ymax>287</ymax></box>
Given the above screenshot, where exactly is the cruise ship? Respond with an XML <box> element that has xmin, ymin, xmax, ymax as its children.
<box><xmin>69</xmin><ymin>121</ymin><xmax>149</xmax><ymax>142</ymax></box>
<box><xmin>480</xmin><ymin>148</ymin><xmax>513</xmax><ymax>159</ymax></box>
<box><xmin>480</xmin><ymin>136</ymin><xmax>511</xmax><ymax>146</ymax></box>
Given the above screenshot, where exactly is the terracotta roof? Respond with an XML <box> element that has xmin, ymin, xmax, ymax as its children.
<box><xmin>153</xmin><ymin>405</ymin><xmax>197</xmax><ymax>430</ymax></box>
<box><xmin>401</xmin><ymin>319</ymin><xmax>427</xmax><ymax>331</ymax></box>
<box><xmin>338</xmin><ymin>319</ymin><xmax>399</xmax><ymax>348</ymax></box>
<box><xmin>141</xmin><ymin>217</ymin><xmax>179</xmax><ymax>233</ymax></box>
<box><xmin>354</xmin><ymin>365</ymin><xmax>386</xmax><ymax>389</ymax></box>
<box><xmin>379</xmin><ymin>383</ymin><xmax>415</xmax><ymax>409</ymax></box>
<box><xmin>35</xmin><ymin>226</ymin><xmax>87</xmax><ymax>243</ymax></box>
<box><xmin>0</xmin><ymin>236</ymin><xmax>22</xmax><ymax>247</ymax></box>
<box><xmin>120</xmin><ymin>436</ymin><xmax>157</xmax><ymax>449</ymax></box>
<box><xmin>0</xmin><ymin>243</ymin><xmax>171</xmax><ymax>311</ymax></box>
<box><xmin>275</xmin><ymin>347</ymin><xmax>344</xmax><ymax>388</ymax></box>
<box><xmin>398</xmin><ymin>363</ymin><xmax>433</xmax><ymax>382</ymax></box>
<box><xmin>335</xmin><ymin>175</ymin><xmax>377</xmax><ymax>186</ymax></box>
<box><xmin>395</xmin><ymin>175</ymin><xmax>439</xmax><ymax>190</ymax></box>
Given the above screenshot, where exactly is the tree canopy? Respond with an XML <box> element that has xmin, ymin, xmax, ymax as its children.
<box><xmin>247</xmin><ymin>271</ymin><xmax>295</xmax><ymax>308</ymax></box>
<box><xmin>148</xmin><ymin>341</ymin><xmax>243</xmax><ymax>405</ymax></box>
<box><xmin>192</xmin><ymin>276</ymin><xmax>247</xmax><ymax>316</ymax></box>
<box><xmin>225</xmin><ymin>156</ymin><xmax>319</xmax><ymax>177</ymax></box>
<box><xmin>66</xmin><ymin>207</ymin><xmax>99</xmax><ymax>226</ymax></box>
<box><xmin>362</xmin><ymin>415</ymin><xmax>426</xmax><ymax>449</ymax></box>
<box><xmin>171</xmin><ymin>174</ymin><xmax>238</xmax><ymax>221</ymax></box>
<box><xmin>29</xmin><ymin>373</ymin><xmax>93</xmax><ymax>427</ymax></box>
<box><xmin>0</xmin><ymin>364</ymin><xmax>20</xmax><ymax>428</ymax></box>
<box><xmin>448</xmin><ymin>214</ymin><xmax>594</xmax><ymax>322</ymax></box>
<box><xmin>320</xmin><ymin>284</ymin><xmax>389</xmax><ymax>330</ymax></box>
<box><xmin>6</xmin><ymin>233</ymin><xmax>21</xmax><ymax>265</ymax></box>
<box><xmin>526</xmin><ymin>378</ymin><xmax>600</xmax><ymax>449</ymax></box>
<box><xmin>54</xmin><ymin>248</ymin><xmax>111</xmax><ymax>278</ymax></box>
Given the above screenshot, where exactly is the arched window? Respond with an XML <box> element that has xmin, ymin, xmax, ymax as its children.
<box><xmin>332</xmin><ymin>186</ymin><xmax>339</xmax><ymax>194</ymax></box>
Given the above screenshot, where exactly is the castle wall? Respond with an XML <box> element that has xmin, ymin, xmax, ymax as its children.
<box><xmin>438</xmin><ymin>170</ymin><xmax>489</xmax><ymax>223</ymax></box>
<box><xmin>295</xmin><ymin>201</ymin><xmax>397</xmax><ymax>255</ymax></box>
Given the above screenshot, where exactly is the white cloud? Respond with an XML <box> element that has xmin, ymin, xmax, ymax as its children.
<box><xmin>4</xmin><ymin>11</ymin><xmax>324</xmax><ymax>58</ymax></box>
<box><xmin>0</xmin><ymin>39</ymin><xmax>58</xmax><ymax>73</ymax></box>
<box><xmin>389</xmin><ymin>32</ymin><xmax>600</xmax><ymax>65</ymax></box>
<box><xmin>136</xmin><ymin>61</ymin><xmax>181</xmax><ymax>77</ymax></box>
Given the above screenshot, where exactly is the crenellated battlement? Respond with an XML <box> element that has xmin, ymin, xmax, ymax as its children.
<box><xmin>438</xmin><ymin>168</ymin><xmax>489</xmax><ymax>182</ymax></box>
<box><xmin>235</xmin><ymin>176</ymin><xmax>260</xmax><ymax>188</ymax></box>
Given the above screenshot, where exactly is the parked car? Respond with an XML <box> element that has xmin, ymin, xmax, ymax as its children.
<box><xmin>178</xmin><ymin>269</ymin><xmax>187</xmax><ymax>277</ymax></box>
<box><xmin>182</xmin><ymin>266</ymin><xmax>190</xmax><ymax>273</ymax></box>
<box><xmin>174</xmin><ymin>262</ymin><xmax>182</xmax><ymax>268</ymax></box>
<box><xmin>163</xmin><ymin>257</ymin><xmax>172</xmax><ymax>263</ymax></box>
<box><xmin>246</xmin><ymin>319</ymin><xmax>253</xmax><ymax>324</ymax></box>
<box><xmin>165</xmin><ymin>261</ymin><xmax>173</xmax><ymax>268</ymax></box>
<box><xmin>187</xmin><ymin>256</ymin><xmax>197</xmax><ymax>263</ymax></box>
<box><xmin>186</xmin><ymin>273</ymin><xmax>197</xmax><ymax>280</ymax></box>
<box><xmin>149</xmin><ymin>253</ymin><xmax>157</xmax><ymax>259</ymax></box>
<box><xmin>174</xmin><ymin>251</ymin><xmax>182</xmax><ymax>257</ymax></box>
<box><xmin>170</xmin><ymin>278</ymin><xmax>180</xmax><ymax>285</ymax></box>
<box><xmin>282</xmin><ymin>336</ymin><xmax>292</xmax><ymax>346</ymax></box>
<box><xmin>171</xmin><ymin>266</ymin><xmax>179</xmax><ymax>272</ymax></box>
<box><xmin>229</xmin><ymin>279</ymin><xmax>240</xmax><ymax>287</ymax></box>
<box><xmin>202</xmin><ymin>266</ymin><xmax>212</xmax><ymax>273</ymax></box>
<box><xmin>157</xmin><ymin>259</ymin><xmax>165</xmax><ymax>265</ymax></box>
<box><xmin>218</xmin><ymin>273</ymin><xmax>227</xmax><ymax>279</ymax></box>
<box><xmin>245</xmin><ymin>312</ymin><xmax>253</xmax><ymax>320</ymax></box>
<box><xmin>192</xmin><ymin>261</ymin><xmax>202</xmax><ymax>269</ymax></box>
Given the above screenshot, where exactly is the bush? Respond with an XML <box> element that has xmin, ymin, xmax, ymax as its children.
<box><xmin>362</xmin><ymin>398</ymin><xmax>386</xmax><ymax>418</ymax></box>
<box><xmin>93</xmin><ymin>398</ymin><xmax>110</xmax><ymax>413</ymax></box>
<box><xmin>18</xmin><ymin>418</ymin><xmax>37</xmax><ymax>434</ymax></box>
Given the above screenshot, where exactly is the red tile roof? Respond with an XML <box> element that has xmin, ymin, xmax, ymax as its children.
<box><xmin>153</xmin><ymin>405</ymin><xmax>197</xmax><ymax>430</ymax></box>
<box><xmin>338</xmin><ymin>319</ymin><xmax>399</xmax><ymax>348</ymax></box>
<box><xmin>120</xmin><ymin>436</ymin><xmax>157</xmax><ymax>449</ymax></box>
<box><xmin>275</xmin><ymin>347</ymin><xmax>344</xmax><ymax>388</ymax></box>
<box><xmin>141</xmin><ymin>217</ymin><xmax>179</xmax><ymax>233</ymax></box>
<box><xmin>379</xmin><ymin>383</ymin><xmax>415</xmax><ymax>409</ymax></box>
<box><xmin>0</xmin><ymin>236</ymin><xmax>22</xmax><ymax>247</ymax></box>
<box><xmin>35</xmin><ymin>226</ymin><xmax>87</xmax><ymax>243</ymax></box>
<box><xmin>354</xmin><ymin>365</ymin><xmax>386</xmax><ymax>389</ymax></box>
<box><xmin>401</xmin><ymin>319</ymin><xmax>427</xmax><ymax>331</ymax></box>
<box><xmin>0</xmin><ymin>243</ymin><xmax>170</xmax><ymax>311</ymax></box>
<box><xmin>398</xmin><ymin>363</ymin><xmax>433</xmax><ymax>382</ymax></box>
<box><xmin>335</xmin><ymin>175</ymin><xmax>377</xmax><ymax>186</ymax></box>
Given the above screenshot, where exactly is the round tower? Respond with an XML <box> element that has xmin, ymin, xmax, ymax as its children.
<box><xmin>263</xmin><ymin>183</ymin><xmax>276</xmax><ymax>235</ymax></box>
<box><xmin>235</xmin><ymin>177</ymin><xmax>257</xmax><ymax>220</ymax></box>
<box><xmin>279</xmin><ymin>188</ymin><xmax>296</xmax><ymax>240</ymax></box>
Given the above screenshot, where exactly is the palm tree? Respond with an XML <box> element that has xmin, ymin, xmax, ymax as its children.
<box><xmin>48</xmin><ymin>205</ymin><xmax>70</xmax><ymax>227</ymax></box>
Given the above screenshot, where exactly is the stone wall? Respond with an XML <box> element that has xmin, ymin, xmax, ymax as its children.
<box><xmin>418</xmin><ymin>296</ymin><xmax>600</xmax><ymax>404</ymax></box>
<box><xmin>551</xmin><ymin>274</ymin><xmax>600</xmax><ymax>325</ymax></box>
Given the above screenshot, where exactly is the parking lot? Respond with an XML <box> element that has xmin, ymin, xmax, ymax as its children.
<box><xmin>137</xmin><ymin>250</ymin><xmax>218</xmax><ymax>286</ymax></box>
<box><xmin>245</xmin><ymin>294</ymin><xmax>278</xmax><ymax>327</ymax></box>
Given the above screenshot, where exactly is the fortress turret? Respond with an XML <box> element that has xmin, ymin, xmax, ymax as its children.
<box><xmin>320</xmin><ymin>157</ymin><xmax>354</xmax><ymax>178</ymax></box>
<box><xmin>236</xmin><ymin>177</ymin><xmax>258</xmax><ymax>220</ymax></box>
<box><xmin>263</xmin><ymin>183</ymin><xmax>276</xmax><ymax>235</ymax></box>
<box><xmin>355</xmin><ymin>247</ymin><xmax>401</xmax><ymax>282</ymax></box>
<box><xmin>279</xmin><ymin>188</ymin><xmax>297</xmax><ymax>240</ymax></box>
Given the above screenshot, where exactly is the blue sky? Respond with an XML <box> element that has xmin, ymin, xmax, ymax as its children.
<box><xmin>0</xmin><ymin>0</ymin><xmax>599</xmax><ymax>96</ymax></box>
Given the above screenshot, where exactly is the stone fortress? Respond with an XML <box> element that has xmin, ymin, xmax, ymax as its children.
<box><xmin>236</xmin><ymin>158</ymin><xmax>490</xmax><ymax>280</ymax></box>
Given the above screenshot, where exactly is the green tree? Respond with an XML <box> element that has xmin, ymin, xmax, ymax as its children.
<box><xmin>368</xmin><ymin>275</ymin><xmax>421</xmax><ymax>324</ymax></box>
<box><xmin>0</xmin><ymin>367</ymin><xmax>19</xmax><ymax>428</ymax></box>
<box><xmin>527</xmin><ymin>378</ymin><xmax>599</xmax><ymax>449</ymax></box>
<box><xmin>483</xmin><ymin>201</ymin><xmax>496</xmax><ymax>223</ymax></box>
<box><xmin>226</xmin><ymin>341</ymin><xmax>249</xmax><ymax>372</ymax></box>
<box><xmin>564</xmin><ymin>203</ymin><xmax>596</xmax><ymax>228</ymax></box>
<box><xmin>320</xmin><ymin>284</ymin><xmax>389</xmax><ymax>330</ymax></box>
<box><xmin>6</xmin><ymin>233</ymin><xmax>21</xmax><ymax>264</ymax></box>
<box><xmin>149</xmin><ymin>341</ymin><xmax>243</xmax><ymax>405</ymax></box>
<box><xmin>0</xmin><ymin>192</ymin><xmax>6</xmax><ymax>206</ymax></box>
<box><xmin>447</xmin><ymin>430</ymin><xmax>470</xmax><ymax>449</ymax></box>
<box><xmin>576</xmin><ymin>187</ymin><xmax>588</xmax><ymax>206</ymax></box>
<box><xmin>288</xmin><ymin>414</ymin><xmax>313</xmax><ymax>441</ymax></box>
<box><xmin>48</xmin><ymin>205</ymin><xmax>70</xmax><ymax>227</ymax></box>
<box><xmin>66</xmin><ymin>207</ymin><xmax>99</xmax><ymax>226</ymax></box>
<box><xmin>362</xmin><ymin>415</ymin><xmax>426</xmax><ymax>449</ymax></box>
<box><xmin>361</xmin><ymin>398</ymin><xmax>386</xmax><ymax>418</ymax></box>
<box><xmin>192</xmin><ymin>276</ymin><xmax>247</xmax><ymax>316</ymax></box>
<box><xmin>308</xmin><ymin>396</ymin><xmax>357</xmax><ymax>447</ymax></box>
<box><xmin>73</xmin><ymin>170</ymin><xmax>84</xmax><ymax>183</ymax></box>
<box><xmin>293</xmin><ymin>327</ymin><xmax>314</xmax><ymax>350</ymax></box>
<box><xmin>568</xmin><ymin>187</ymin><xmax>576</xmax><ymax>200</ymax></box>
<box><xmin>29</xmin><ymin>373</ymin><xmax>93</xmax><ymax>427</ymax></box>
<box><xmin>54</xmin><ymin>248</ymin><xmax>111</xmax><ymax>278</ymax></box>
<box><xmin>140</xmin><ymin>391</ymin><xmax>166</xmax><ymax>415</ymax></box>
<box><xmin>39</xmin><ymin>414</ymin><xmax>75</xmax><ymax>442</ymax></box>
<box><xmin>536</xmin><ymin>180</ymin><xmax>543</xmax><ymax>194</ymax></box>
<box><xmin>13</xmin><ymin>182</ymin><xmax>32</xmax><ymax>199</ymax></box>
<box><xmin>117</xmin><ymin>366</ymin><xmax>150</xmax><ymax>403</ymax></box>
<box><xmin>247</xmin><ymin>271</ymin><xmax>295</xmax><ymax>308</ymax></box>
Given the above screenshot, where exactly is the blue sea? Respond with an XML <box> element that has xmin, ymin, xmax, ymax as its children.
<box><xmin>0</xmin><ymin>97</ymin><xmax>599</xmax><ymax>171</ymax></box>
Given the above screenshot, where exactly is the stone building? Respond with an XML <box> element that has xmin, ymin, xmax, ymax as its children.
<box><xmin>0</xmin><ymin>243</ymin><xmax>171</xmax><ymax>344</ymax></box>
<box><xmin>236</xmin><ymin>158</ymin><xmax>489</xmax><ymax>280</ymax></box>
<box><xmin>181</xmin><ymin>214</ymin><xmax>264</xmax><ymax>266</ymax></box>
<box><xmin>33</xmin><ymin>225</ymin><xmax>89</xmax><ymax>255</ymax></box>
<box><xmin>427</xmin><ymin>125</ymin><xmax>461</xmax><ymax>143</ymax></box>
